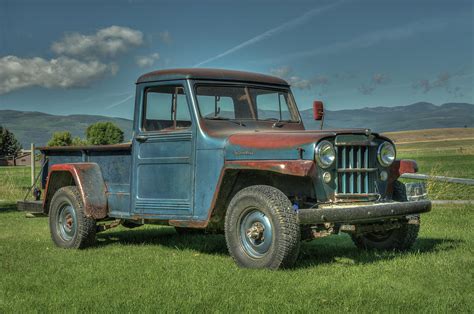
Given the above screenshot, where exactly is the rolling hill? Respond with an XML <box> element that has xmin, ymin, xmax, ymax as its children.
<box><xmin>301</xmin><ymin>102</ymin><xmax>474</xmax><ymax>131</ymax></box>
<box><xmin>0</xmin><ymin>102</ymin><xmax>472</xmax><ymax>147</ymax></box>
<box><xmin>0</xmin><ymin>110</ymin><xmax>133</xmax><ymax>148</ymax></box>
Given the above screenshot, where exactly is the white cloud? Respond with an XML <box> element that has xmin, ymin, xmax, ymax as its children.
<box><xmin>270</xmin><ymin>66</ymin><xmax>292</xmax><ymax>79</ymax></box>
<box><xmin>0</xmin><ymin>55</ymin><xmax>116</xmax><ymax>94</ymax></box>
<box><xmin>159</xmin><ymin>31</ymin><xmax>172</xmax><ymax>44</ymax></box>
<box><xmin>270</xmin><ymin>66</ymin><xmax>312</xmax><ymax>90</ymax></box>
<box><xmin>51</xmin><ymin>25</ymin><xmax>144</xmax><ymax>59</ymax></box>
<box><xmin>372</xmin><ymin>73</ymin><xmax>390</xmax><ymax>85</ymax></box>
<box><xmin>135</xmin><ymin>53</ymin><xmax>160</xmax><ymax>68</ymax></box>
<box><xmin>0</xmin><ymin>25</ymin><xmax>149</xmax><ymax>94</ymax></box>
<box><xmin>412</xmin><ymin>71</ymin><xmax>466</xmax><ymax>97</ymax></box>
<box><xmin>288</xmin><ymin>76</ymin><xmax>312</xmax><ymax>90</ymax></box>
<box><xmin>357</xmin><ymin>73</ymin><xmax>390</xmax><ymax>95</ymax></box>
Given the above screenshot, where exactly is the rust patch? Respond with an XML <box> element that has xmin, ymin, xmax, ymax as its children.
<box><xmin>38</xmin><ymin>143</ymin><xmax>131</xmax><ymax>152</ymax></box>
<box><xmin>225</xmin><ymin>160</ymin><xmax>315</xmax><ymax>177</ymax></box>
<box><xmin>228</xmin><ymin>133</ymin><xmax>319</xmax><ymax>149</ymax></box>
<box><xmin>387</xmin><ymin>159</ymin><xmax>418</xmax><ymax>197</ymax></box>
<box><xmin>43</xmin><ymin>163</ymin><xmax>108</xmax><ymax>219</ymax></box>
<box><xmin>389</xmin><ymin>159</ymin><xmax>418</xmax><ymax>181</ymax></box>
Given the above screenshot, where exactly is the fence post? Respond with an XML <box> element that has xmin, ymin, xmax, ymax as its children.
<box><xmin>31</xmin><ymin>143</ymin><xmax>35</xmax><ymax>186</ymax></box>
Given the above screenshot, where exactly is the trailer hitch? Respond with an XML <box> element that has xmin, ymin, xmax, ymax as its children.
<box><xmin>96</xmin><ymin>220</ymin><xmax>122</xmax><ymax>233</ymax></box>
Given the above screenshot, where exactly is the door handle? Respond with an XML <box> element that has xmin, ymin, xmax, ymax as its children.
<box><xmin>135</xmin><ymin>135</ymin><xmax>148</xmax><ymax>142</ymax></box>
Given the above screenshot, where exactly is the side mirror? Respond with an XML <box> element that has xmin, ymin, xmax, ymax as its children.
<box><xmin>313</xmin><ymin>101</ymin><xmax>324</xmax><ymax>121</ymax></box>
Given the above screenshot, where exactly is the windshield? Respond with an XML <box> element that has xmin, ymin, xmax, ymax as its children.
<box><xmin>195</xmin><ymin>85</ymin><xmax>300</xmax><ymax>122</ymax></box>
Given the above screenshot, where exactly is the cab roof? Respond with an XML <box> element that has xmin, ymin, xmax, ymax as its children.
<box><xmin>136</xmin><ymin>68</ymin><xmax>289</xmax><ymax>86</ymax></box>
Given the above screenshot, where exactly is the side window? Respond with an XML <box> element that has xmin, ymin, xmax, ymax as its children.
<box><xmin>256</xmin><ymin>92</ymin><xmax>291</xmax><ymax>120</ymax></box>
<box><xmin>143</xmin><ymin>85</ymin><xmax>192</xmax><ymax>131</ymax></box>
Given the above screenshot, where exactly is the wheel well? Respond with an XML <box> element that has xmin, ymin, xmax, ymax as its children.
<box><xmin>208</xmin><ymin>170</ymin><xmax>315</xmax><ymax>231</ymax></box>
<box><xmin>44</xmin><ymin>171</ymin><xmax>76</xmax><ymax>214</ymax></box>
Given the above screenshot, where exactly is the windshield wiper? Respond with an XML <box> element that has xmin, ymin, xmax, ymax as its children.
<box><xmin>205</xmin><ymin>116</ymin><xmax>230</xmax><ymax>120</ymax></box>
<box><xmin>205</xmin><ymin>116</ymin><xmax>246</xmax><ymax>126</ymax></box>
<box><xmin>262</xmin><ymin>118</ymin><xmax>294</xmax><ymax>128</ymax></box>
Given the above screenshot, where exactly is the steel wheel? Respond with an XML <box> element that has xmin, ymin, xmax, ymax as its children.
<box><xmin>225</xmin><ymin>185</ymin><xmax>300</xmax><ymax>269</ymax></box>
<box><xmin>56</xmin><ymin>202</ymin><xmax>77</xmax><ymax>242</ymax></box>
<box><xmin>239</xmin><ymin>208</ymin><xmax>273</xmax><ymax>258</ymax></box>
<box><xmin>49</xmin><ymin>186</ymin><xmax>96</xmax><ymax>249</ymax></box>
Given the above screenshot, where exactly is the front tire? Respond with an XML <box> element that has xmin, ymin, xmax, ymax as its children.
<box><xmin>225</xmin><ymin>185</ymin><xmax>300</xmax><ymax>269</ymax></box>
<box><xmin>49</xmin><ymin>186</ymin><xmax>96</xmax><ymax>249</ymax></box>
<box><xmin>351</xmin><ymin>181</ymin><xmax>420</xmax><ymax>251</ymax></box>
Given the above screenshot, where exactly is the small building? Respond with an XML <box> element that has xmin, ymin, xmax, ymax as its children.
<box><xmin>0</xmin><ymin>150</ymin><xmax>32</xmax><ymax>166</ymax></box>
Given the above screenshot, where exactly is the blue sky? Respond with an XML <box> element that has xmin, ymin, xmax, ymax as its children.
<box><xmin>0</xmin><ymin>0</ymin><xmax>472</xmax><ymax>119</ymax></box>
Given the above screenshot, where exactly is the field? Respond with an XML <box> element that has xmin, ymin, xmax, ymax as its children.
<box><xmin>384</xmin><ymin>128</ymin><xmax>474</xmax><ymax>200</ymax></box>
<box><xmin>1</xmin><ymin>128</ymin><xmax>473</xmax><ymax>312</ymax></box>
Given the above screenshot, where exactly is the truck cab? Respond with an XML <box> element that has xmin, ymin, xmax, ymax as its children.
<box><xmin>38</xmin><ymin>69</ymin><xmax>431</xmax><ymax>269</ymax></box>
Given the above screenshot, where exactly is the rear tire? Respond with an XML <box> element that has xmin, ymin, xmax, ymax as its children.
<box><xmin>225</xmin><ymin>185</ymin><xmax>300</xmax><ymax>269</ymax></box>
<box><xmin>351</xmin><ymin>181</ymin><xmax>420</xmax><ymax>251</ymax></box>
<box><xmin>49</xmin><ymin>186</ymin><xmax>96</xmax><ymax>249</ymax></box>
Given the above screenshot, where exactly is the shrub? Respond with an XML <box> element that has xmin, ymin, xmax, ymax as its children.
<box><xmin>47</xmin><ymin>131</ymin><xmax>73</xmax><ymax>147</ymax></box>
<box><xmin>86</xmin><ymin>122</ymin><xmax>124</xmax><ymax>145</ymax></box>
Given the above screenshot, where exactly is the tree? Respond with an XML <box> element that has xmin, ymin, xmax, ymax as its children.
<box><xmin>47</xmin><ymin>131</ymin><xmax>73</xmax><ymax>147</ymax></box>
<box><xmin>86</xmin><ymin>122</ymin><xmax>124</xmax><ymax>145</ymax></box>
<box><xmin>72</xmin><ymin>137</ymin><xmax>88</xmax><ymax>146</ymax></box>
<box><xmin>0</xmin><ymin>126</ymin><xmax>22</xmax><ymax>164</ymax></box>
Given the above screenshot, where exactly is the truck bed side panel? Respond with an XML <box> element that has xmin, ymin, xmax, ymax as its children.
<box><xmin>41</xmin><ymin>145</ymin><xmax>132</xmax><ymax>215</ymax></box>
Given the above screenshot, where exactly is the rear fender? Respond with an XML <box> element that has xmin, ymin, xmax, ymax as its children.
<box><xmin>43</xmin><ymin>163</ymin><xmax>108</xmax><ymax>219</ymax></box>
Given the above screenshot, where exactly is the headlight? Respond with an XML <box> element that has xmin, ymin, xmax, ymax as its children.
<box><xmin>315</xmin><ymin>140</ymin><xmax>335</xmax><ymax>168</ymax></box>
<box><xmin>377</xmin><ymin>142</ymin><xmax>396</xmax><ymax>167</ymax></box>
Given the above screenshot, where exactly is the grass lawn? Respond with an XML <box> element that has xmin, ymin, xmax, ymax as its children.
<box><xmin>395</xmin><ymin>138</ymin><xmax>474</xmax><ymax>200</ymax></box>
<box><xmin>1</xmin><ymin>130</ymin><xmax>473</xmax><ymax>312</ymax></box>
<box><xmin>0</xmin><ymin>203</ymin><xmax>472</xmax><ymax>312</ymax></box>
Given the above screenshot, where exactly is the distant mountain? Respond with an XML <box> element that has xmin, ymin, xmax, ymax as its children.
<box><xmin>0</xmin><ymin>110</ymin><xmax>133</xmax><ymax>148</ymax></box>
<box><xmin>0</xmin><ymin>102</ymin><xmax>472</xmax><ymax>147</ymax></box>
<box><xmin>301</xmin><ymin>102</ymin><xmax>474</xmax><ymax>132</ymax></box>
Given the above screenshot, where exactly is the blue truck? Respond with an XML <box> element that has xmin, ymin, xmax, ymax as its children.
<box><xmin>33</xmin><ymin>68</ymin><xmax>431</xmax><ymax>269</ymax></box>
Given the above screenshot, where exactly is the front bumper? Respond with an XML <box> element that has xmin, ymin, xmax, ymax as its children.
<box><xmin>298</xmin><ymin>200</ymin><xmax>431</xmax><ymax>224</ymax></box>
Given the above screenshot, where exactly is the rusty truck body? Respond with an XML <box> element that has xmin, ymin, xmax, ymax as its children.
<box><xmin>35</xmin><ymin>68</ymin><xmax>431</xmax><ymax>269</ymax></box>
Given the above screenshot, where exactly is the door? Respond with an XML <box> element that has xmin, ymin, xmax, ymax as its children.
<box><xmin>132</xmin><ymin>83</ymin><xmax>194</xmax><ymax>217</ymax></box>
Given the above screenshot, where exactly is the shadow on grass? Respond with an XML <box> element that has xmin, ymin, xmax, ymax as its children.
<box><xmin>295</xmin><ymin>236</ymin><xmax>463</xmax><ymax>269</ymax></box>
<box><xmin>97</xmin><ymin>227</ymin><xmax>229</xmax><ymax>256</ymax></box>
<box><xmin>0</xmin><ymin>203</ymin><xmax>18</xmax><ymax>213</ymax></box>
<box><xmin>97</xmin><ymin>227</ymin><xmax>463</xmax><ymax>266</ymax></box>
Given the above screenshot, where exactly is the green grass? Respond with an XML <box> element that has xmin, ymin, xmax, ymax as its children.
<box><xmin>1</xmin><ymin>137</ymin><xmax>473</xmax><ymax>312</ymax></box>
<box><xmin>397</xmin><ymin>139</ymin><xmax>474</xmax><ymax>200</ymax></box>
<box><xmin>0</xmin><ymin>166</ymin><xmax>33</xmax><ymax>202</ymax></box>
<box><xmin>0</xmin><ymin>203</ymin><xmax>472</xmax><ymax>312</ymax></box>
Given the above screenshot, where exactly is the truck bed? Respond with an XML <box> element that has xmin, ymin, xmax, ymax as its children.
<box><xmin>39</xmin><ymin>143</ymin><xmax>132</xmax><ymax>215</ymax></box>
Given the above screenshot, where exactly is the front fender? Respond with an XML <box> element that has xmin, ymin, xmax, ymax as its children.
<box><xmin>43</xmin><ymin>163</ymin><xmax>108</xmax><ymax>219</ymax></box>
<box><xmin>389</xmin><ymin>159</ymin><xmax>418</xmax><ymax>180</ymax></box>
<box><xmin>224</xmin><ymin>160</ymin><xmax>316</xmax><ymax>177</ymax></box>
<box><xmin>204</xmin><ymin>160</ymin><xmax>315</xmax><ymax>226</ymax></box>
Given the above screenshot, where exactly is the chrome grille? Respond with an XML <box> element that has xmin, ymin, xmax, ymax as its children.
<box><xmin>336</xmin><ymin>145</ymin><xmax>377</xmax><ymax>196</ymax></box>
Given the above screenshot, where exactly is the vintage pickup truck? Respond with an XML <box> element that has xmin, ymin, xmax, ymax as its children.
<box><xmin>32</xmin><ymin>68</ymin><xmax>431</xmax><ymax>269</ymax></box>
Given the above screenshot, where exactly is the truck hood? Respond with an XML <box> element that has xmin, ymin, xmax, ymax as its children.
<box><xmin>224</xmin><ymin>129</ymin><xmax>385</xmax><ymax>161</ymax></box>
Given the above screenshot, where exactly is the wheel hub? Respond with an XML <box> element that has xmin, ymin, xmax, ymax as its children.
<box><xmin>57</xmin><ymin>203</ymin><xmax>77</xmax><ymax>241</ymax></box>
<box><xmin>239</xmin><ymin>209</ymin><xmax>273</xmax><ymax>258</ymax></box>
<box><xmin>246</xmin><ymin>222</ymin><xmax>265</xmax><ymax>241</ymax></box>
